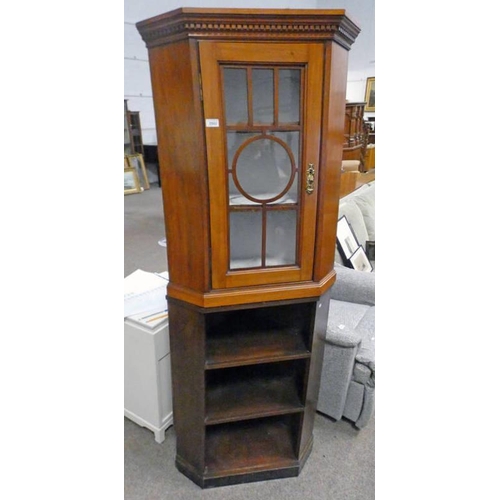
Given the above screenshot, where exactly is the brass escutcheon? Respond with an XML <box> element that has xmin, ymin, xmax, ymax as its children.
<box><xmin>305</xmin><ymin>163</ymin><xmax>315</xmax><ymax>195</ymax></box>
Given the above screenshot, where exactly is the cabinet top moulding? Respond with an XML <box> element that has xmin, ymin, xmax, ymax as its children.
<box><xmin>136</xmin><ymin>8</ymin><xmax>361</xmax><ymax>50</ymax></box>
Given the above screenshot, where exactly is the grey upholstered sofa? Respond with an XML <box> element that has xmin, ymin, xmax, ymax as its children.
<box><xmin>318</xmin><ymin>182</ymin><xmax>375</xmax><ymax>429</ymax></box>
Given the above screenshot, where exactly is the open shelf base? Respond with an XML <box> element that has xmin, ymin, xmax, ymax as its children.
<box><xmin>168</xmin><ymin>293</ymin><xmax>330</xmax><ymax>488</ymax></box>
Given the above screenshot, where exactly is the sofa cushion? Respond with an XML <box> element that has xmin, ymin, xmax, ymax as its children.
<box><xmin>341</xmin><ymin>183</ymin><xmax>369</xmax><ymax>203</ymax></box>
<box><xmin>343</xmin><ymin>380</ymin><xmax>364</xmax><ymax>422</ymax></box>
<box><xmin>353</xmin><ymin>307</ymin><xmax>375</xmax><ymax>370</ymax></box>
<box><xmin>331</xmin><ymin>264</ymin><xmax>375</xmax><ymax>306</ymax></box>
<box><xmin>352</xmin><ymin>184</ymin><xmax>375</xmax><ymax>241</ymax></box>
<box><xmin>352</xmin><ymin>363</ymin><xmax>372</xmax><ymax>385</ymax></box>
<box><xmin>335</xmin><ymin>201</ymin><xmax>369</xmax><ymax>263</ymax></box>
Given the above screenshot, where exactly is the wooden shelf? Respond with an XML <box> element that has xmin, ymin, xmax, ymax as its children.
<box><xmin>205</xmin><ymin>302</ymin><xmax>314</xmax><ymax>369</ymax></box>
<box><xmin>205</xmin><ymin>363</ymin><xmax>305</xmax><ymax>424</ymax></box>
<box><xmin>206</xmin><ymin>327</ymin><xmax>310</xmax><ymax>369</ymax></box>
<box><xmin>205</xmin><ymin>416</ymin><xmax>298</xmax><ymax>477</ymax></box>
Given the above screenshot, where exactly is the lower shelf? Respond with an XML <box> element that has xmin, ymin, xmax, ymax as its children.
<box><xmin>205</xmin><ymin>415</ymin><xmax>299</xmax><ymax>479</ymax></box>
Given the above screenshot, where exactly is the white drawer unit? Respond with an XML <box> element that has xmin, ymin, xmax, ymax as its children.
<box><xmin>124</xmin><ymin>311</ymin><xmax>173</xmax><ymax>443</ymax></box>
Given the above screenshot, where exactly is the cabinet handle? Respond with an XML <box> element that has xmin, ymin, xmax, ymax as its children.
<box><xmin>305</xmin><ymin>163</ymin><xmax>315</xmax><ymax>195</ymax></box>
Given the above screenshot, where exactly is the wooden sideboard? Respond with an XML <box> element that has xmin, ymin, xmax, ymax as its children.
<box><xmin>365</xmin><ymin>145</ymin><xmax>375</xmax><ymax>170</ymax></box>
<box><xmin>342</xmin><ymin>101</ymin><xmax>367</xmax><ymax>170</ymax></box>
<box><xmin>124</xmin><ymin>100</ymin><xmax>144</xmax><ymax>155</ymax></box>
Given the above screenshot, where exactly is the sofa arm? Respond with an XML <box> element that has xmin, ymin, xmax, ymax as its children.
<box><xmin>331</xmin><ymin>265</ymin><xmax>375</xmax><ymax>306</ymax></box>
<box><xmin>318</xmin><ymin>324</ymin><xmax>361</xmax><ymax>421</ymax></box>
<box><xmin>325</xmin><ymin>323</ymin><xmax>362</xmax><ymax>348</ymax></box>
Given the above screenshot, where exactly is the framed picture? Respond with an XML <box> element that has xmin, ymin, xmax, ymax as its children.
<box><xmin>125</xmin><ymin>153</ymin><xmax>150</xmax><ymax>190</ymax></box>
<box><xmin>349</xmin><ymin>246</ymin><xmax>373</xmax><ymax>272</ymax></box>
<box><xmin>124</xmin><ymin>167</ymin><xmax>142</xmax><ymax>195</ymax></box>
<box><xmin>366</xmin><ymin>240</ymin><xmax>375</xmax><ymax>261</ymax></box>
<box><xmin>336</xmin><ymin>215</ymin><xmax>360</xmax><ymax>262</ymax></box>
<box><xmin>364</xmin><ymin>77</ymin><xmax>375</xmax><ymax>112</ymax></box>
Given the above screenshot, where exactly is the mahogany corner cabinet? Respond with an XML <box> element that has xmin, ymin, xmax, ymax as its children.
<box><xmin>136</xmin><ymin>8</ymin><xmax>360</xmax><ymax>488</ymax></box>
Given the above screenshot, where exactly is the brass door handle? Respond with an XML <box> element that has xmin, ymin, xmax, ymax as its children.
<box><xmin>305</xmin><ymin>163</ymin><xmax>315</xmax><ymax>195</ymax></box>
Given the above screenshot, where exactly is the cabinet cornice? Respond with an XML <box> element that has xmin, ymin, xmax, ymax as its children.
<box><xmin>136</xmin><ymin>8</ymin><xmax>360</xmax><ymax>50</ymax></box>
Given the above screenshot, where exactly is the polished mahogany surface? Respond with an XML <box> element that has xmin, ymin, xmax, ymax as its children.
<box><xmin>136</xmin><ymin>8</ymin><xmax>359</xmax><ymax>488</ymax></box>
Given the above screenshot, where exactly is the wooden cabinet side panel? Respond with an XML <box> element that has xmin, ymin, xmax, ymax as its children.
<box><xmin>297</xmin><ymin>291</ymin><xmax>330</xmax><ymax>458</ymax></box>
<box><xmin>313</xmin><ymin>43</ymin><xmax>349</xmax><ymax>282</ymax></box>
<box><xmin>148</xmin><ymin>41</ymin><xmax>210</xmax><ymax>293</ymax></box>
<box><xmin>168</xmin><ymin>300</ymin><xmax>206</xmax><ymax>474</ymax></box>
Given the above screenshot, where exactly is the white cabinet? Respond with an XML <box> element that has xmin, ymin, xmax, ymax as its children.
<box><xmin>124</xmin><ymin>314</ymin><xmax>173</xmax><ymax>443</ymax></box>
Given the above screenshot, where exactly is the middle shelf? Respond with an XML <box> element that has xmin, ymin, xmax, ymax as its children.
<box><xmin>205</xmin><ymin>360</ymin><xmax>306</xmax><ymax>425</ymax></box>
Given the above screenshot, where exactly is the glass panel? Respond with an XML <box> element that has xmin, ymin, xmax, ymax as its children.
<box><xmin>230</xmin><ymin>210</ymin><xmax>262</xmax><ymax>269</ymax></box>
<box><xmin>272</xmin><ymin>177</ymin><xmax>297</xmax><ymax>205</ymax></box>
<box><xmin>227</xmin><ymin>132</ymin><xmax>260</xmax><ymax>205</ymax></box>
<box><xmin>278</xmin><ymin>69</ymin><xmax>300</xmax><ymax>124</ymax></box>
<box><xmin>265</xmin><ymin>210</ymin><xmax>297</xmax><ymax>266</ymax></box>
<box><xmin>235</xmin><ymin>137</ymin><xmax>292</xmax><ymax>201</ymax></box>
<box><xmin>223</xmin><ymin>68</ymin><xmax>248</xmax><ymax>125</ymax></box>
<box><xmin>229</xmin><ymin>176</ymin><xmax>260</xmax><ymax>206</ymax></box>
<box><xmin>270</xmin><ymin>131</ymin><xmax>299</xmax><ymax>204</ymax></box>
<box><xmin>252</xmin><ymin>69</ymin><xmax>274</xmax><ymax>124</ymax></box>
<box><xmin>272</xmin><ymin>131</ymin><xmax>299</xmax><ymax>164</ymax></box>
<box><xmin>226</xmin><ymin>132</ymin><xmax>259</xmax><ymax>169</ymax></box>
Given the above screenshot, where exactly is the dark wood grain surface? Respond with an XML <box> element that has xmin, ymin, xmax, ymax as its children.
<box><xmin>206</xmin><ymin>328</ymin><xmax>310</xmax><ymax>369</ymax></box>
<box><xmin>205</xmin><ymin>416</ymin><xmax>298</xmax><ymax>476</ymax></box>
<box><xmin>167</xmin><ymin>299</ymin><xmax>206</xmax><ymax>474</ymax></box>
<box><xmin>205</xmin><ymin>362</ymin><xmax>305</xmax><ymax>424</ymax></box>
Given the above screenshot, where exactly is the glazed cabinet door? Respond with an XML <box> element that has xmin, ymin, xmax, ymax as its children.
<box><xmin>199</xmin><ymin>41</ymin><xmax>324</xmax><ymax>289</ymax></box>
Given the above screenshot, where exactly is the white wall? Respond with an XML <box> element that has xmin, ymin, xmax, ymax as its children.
<box><xmin>124</xmin><ymin>21</ymin><xmax>156</xmax><ymax>144</ymax></box>
<box><xmin>316</xmin><ymin>0</ymin><xmax>375</xmax><ymax>117</ymax></box>
<box><xmin>124</xmin><ymin>0</ymin><xmax>375</xmax><ymax>144</ymax></box>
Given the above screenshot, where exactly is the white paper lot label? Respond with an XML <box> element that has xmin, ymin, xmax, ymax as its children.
<box><xmin>205</xmin><ymin>118</ymin><xmax>219</xmax><ymax>128</ymax></box>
